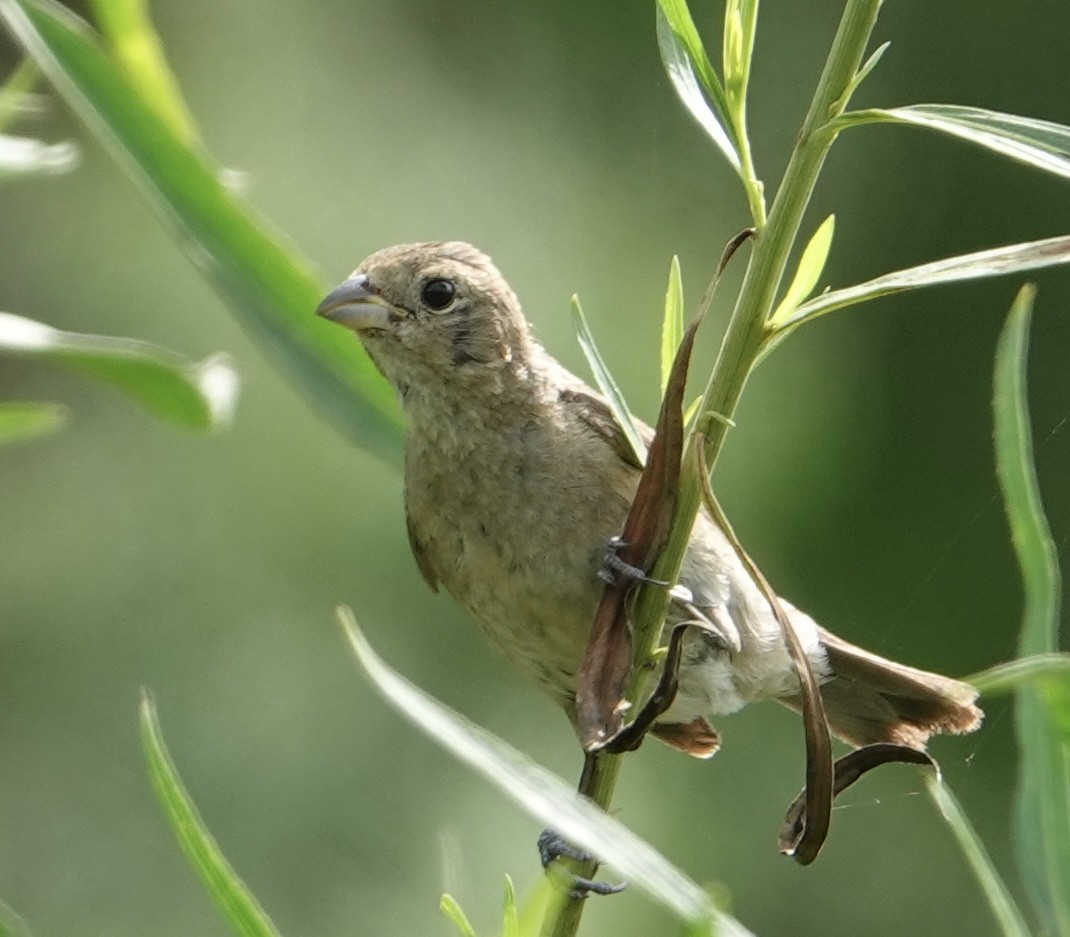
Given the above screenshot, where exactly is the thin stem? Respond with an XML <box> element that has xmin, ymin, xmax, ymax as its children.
<box><xmin>632</xmin><ymin>0</ymin><xmax>882</xmax><ymax>703</ymax></box>
<box><xmin>542</xmin><ymin>3</ymin><xmax>883</xmax><ymax>934</ymax></box>
<box><xmin>546</xmin><ymin>753</ymin><xmax>622</xmax><ymax>937</ymax></box>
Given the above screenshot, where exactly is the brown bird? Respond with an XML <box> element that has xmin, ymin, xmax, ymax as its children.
<box><xmin>317</xmin><ymin>241</ymin><xmax>981</xmax><ymax>758</ymax></box>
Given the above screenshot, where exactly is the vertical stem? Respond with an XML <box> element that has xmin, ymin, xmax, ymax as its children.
<box><xmin>546</xmin><ymin>753</ymin><xmax>622</xmax><ymax>937</ymax></box>
<box><xmin>543</xmin><ymin>2</ymin><xmax>883</xmax><ymax>935</ymax></box>
<box><xmin>632</xmin><ymin>0</ymin><xmax>883</xmax><ymax>668</ymax></box>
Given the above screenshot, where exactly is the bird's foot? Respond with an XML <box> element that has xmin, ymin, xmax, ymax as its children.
<box><xmin>536</xmin><ymin>829</ymin><xmax>626</xmax><ymax>898</ymax></box>
<box><xmin>597</xmin><ymin>536</ymin><xmax>669</xmax><ymax>587</ymax></box>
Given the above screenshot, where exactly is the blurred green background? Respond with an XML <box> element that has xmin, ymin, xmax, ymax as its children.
<box><xmin>2</xmin><ymin>1</ymin><xmax>1069</xmax><ymax>935</ymax></box>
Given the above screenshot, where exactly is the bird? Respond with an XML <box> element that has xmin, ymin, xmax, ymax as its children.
<box><xmin>316</xmin><ymin>241</ymin><xmax>982</xmax><ymax>759</ymax></box>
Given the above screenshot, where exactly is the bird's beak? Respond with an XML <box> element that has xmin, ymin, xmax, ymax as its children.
<box><xmin>316</xmin><ymin>274</ymin><xmax>392</xmax><ymax>331</ymax></box>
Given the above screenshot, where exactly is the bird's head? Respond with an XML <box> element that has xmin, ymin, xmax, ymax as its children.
<box><xmin>317</xmin><ymin>242</ymin><xmax>532</xmax><ymax>399</ymax></box>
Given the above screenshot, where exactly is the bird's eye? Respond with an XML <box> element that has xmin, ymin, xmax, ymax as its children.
<box><xmin>420</xmin><ymin>278</ymin><xmax>456</xmax><ymax>311</ymax></box>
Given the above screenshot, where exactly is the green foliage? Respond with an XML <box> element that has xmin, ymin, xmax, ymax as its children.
<box><xmin>768</xmin><ymin>214</ymin><xmax>835</xmax><ymax>328</ymax></box>
<box><xmin>660</xmin><ymin>256</ymin><xmax>684</xmax><ymax>397</ymax></box>
<box><xmin>993</xmin><ymin>287</ymin><xmax>1070</xmax><ymax>936</ymax></box>
<box><xmin>0</xmin><ymin>0</ymin><xmax>403</xmax><ymax>461</ymax></box>
<box><xmin>140</xmin><ymin>692</ymin><xmax>285</xmax><ymax>937</ymax></box>
<box><xmin>339</xmin><ymin>608</ymin><xmax>749</xmax><ymax>936</ymax></box>
<box><xmin>0</xmin><ymin>400</ymin><xmax>66</xmax><ymax>443</ymax></box>
<box><xmin>3</xmin><ymin>0</ymin><xmax>1070</xmax><ymax>936</ymax></box>
<box><xmin>570</xmin><ymin>294</ymin><xmax>647</xmax><ymax>465</ymax></box>
<box><xmin>0</xmin><ymin>311</ymin><xmax>238</xmax><ymax>431</ymax></box>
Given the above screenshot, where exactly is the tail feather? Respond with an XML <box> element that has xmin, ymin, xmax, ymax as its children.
<box><xmin>785</xmin><ymin>628</ymin><xmax>982</xmax><ymax>750</ymax></box>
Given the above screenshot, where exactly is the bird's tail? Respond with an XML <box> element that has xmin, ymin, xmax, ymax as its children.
<box><xmin>787</xmin><ymin>628</ymin><xmax>983</xmax><ymax>749</ymax></box>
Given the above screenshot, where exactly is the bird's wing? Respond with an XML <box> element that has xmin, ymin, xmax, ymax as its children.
<box><xmin>405</xmin><ymin>508</ymin><xmax>439</xmax><ymax>592</ymax></box>
<box><xmin>557</xmin><ymin>386</ymin><xmax>646</xmax><ymax>470</ymax></box>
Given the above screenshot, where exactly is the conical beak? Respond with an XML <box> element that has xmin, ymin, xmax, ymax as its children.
<box><xmin>316</xmin><ymin>274</ymin><xmax>391</xmax><ymax>331</ymax></box>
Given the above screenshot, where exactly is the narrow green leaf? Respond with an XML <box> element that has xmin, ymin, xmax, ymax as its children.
<box><xmin>656</xmin><ymin>0</ymin><xmax>729</xmax><ymax>111</ymax></box>
<box><xmin>925</xmin><ymin>775</ymin><xmax>1032</xmax><ymax>937</ymax></box>
<box><xmin>840</xmin><ymin>41</ymin><xmax>890</xmax><ymax>105</ymax></box>
<box><xmin>830</xmin><ymin>104</ymin><xmax>1070</xmax><ymax>181</ymax></box>
<box><xmin>338</xmin><ymin>609</ymin><xmax>755</xmax><ymax>936</ymax></box>
<box><xmin>0</xmin><ymin>0</ymin><xmax>403</xmax><ymax>460</ymax></box>
<box><xmin>515</xmin><ymin>876</ymin><xmax>560</xmax><ymax>937</ymax></box>
<box><xmin>139</xmin><ymin>691</ymin><xmax>285</xmax><ymax>937</ymax></box>
<box><xmin>722</xmin><ymin>0</ymin><xmax>757</xmax><ymax>109</ymax></box>
<box><xmin>722</xmin><ymin>2</ymin><xmax>744</xmax><ymax>94</ymax></box>
<box><xmin>993</xmin><ymin>285</ymin><xmax>1070</xmax><ymax>935</ymax></box>
<box><xmin>655</xmin><ymin>3</ymin><xmax>740</xmax><ymax>173</ymax></box>
<box><xmin>0</xmin><ymin>401</ymin><xmax>67</xmax><ymax>443</ymax></box>
<box><xmin>501</xmin><ymin>875</ymin><xmax>519</xmax><ymax>937</ymax></box>
<box><xmin>87</xmin><ymin>0</ymin><xmax>197</xmax><ymax>143</ymax></box>
<box><xmin>0</xmin><ymin>311</ymin><xmax>238</xmax><ymax>429</ymax></box>
<box><xmin>660</xmin><ymin>255</ymin><xmax>684</xmax><ymax>395</ymax></box>
<box><xmin>570</xmin><ymin>294</ymin><xmax>647</xmax><ymax>465</ymax></box>
<box><xmin>440</xmin><ymin>894</ymin><xmax>478</xmax><ymax>937</ymax></box>
<box><xmin>0</xmin><ymin>131</ymin><xmax>77</xmax><ymax>178</ymax></box>
<box><xmin>770</xmin><ymin>235</ymin><xmax>1070</xmax><ymax>339</ymax></box>
<box><xmin>768</xmin><ymin>214</ymin><xmax>835</xmax><ymax>326</ymax></box>
<box><xmin>0</xmin><ymin>58</ymin><xmax>39</xmax><ymax>131</ymax></box>
<box><xmin>969</xmin><ymin>653</ymin><xmax>1070</xmax><ymax>695</ymax></box>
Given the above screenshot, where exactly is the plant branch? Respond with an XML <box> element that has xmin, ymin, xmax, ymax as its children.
<box><xmin>544</xmin><ymin>3</ymin><xmax>884</xmax><ymax>935</ymax></box>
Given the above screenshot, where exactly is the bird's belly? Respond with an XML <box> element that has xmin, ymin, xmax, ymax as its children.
<box><xmin>422</xmin><ymin>510</ymin><xmax>604</xmax><ymax>704</ymax></box>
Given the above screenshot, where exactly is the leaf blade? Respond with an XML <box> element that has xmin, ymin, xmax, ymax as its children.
<box><xmin>0</xmin><ymin>311</ymin><xmax>237</xmax><ymax>428</ymax></box>
<box><xmin>660</xmin><ymin>255</ymin><xmax>684</xmax><ymax>395</ymax></box>
<box><xmin>570</xmin><ymin>294</ymin><xmax>646</xmax><ymax>465</ymax></box>
<box><xmin>655</xmin><ymin>3</ymin><xmax>740</xmax><ymax>173</ymax></box>
<box><xmin>925</xmin><ymin>776</ymin><xmax>1032</xmax><ymax>937</ymax></box>
<box><xmin>773</xmin><ymin>235</ymin><xmax>1070</xmax><ymax>336</ymax></box>
<box><xmin>338</xmin><ymin>609</ymin><xmax>755</xmax><ymax>936</ymax></box>
<box><xmin>993</xmin><ymin>286</ymin><xmax>1070</xmax><ymax>936</ymax></box>
<box><xmin>832</xmin><ymin>104</ymin><xmax>1070</xmax><ymax>181</ymax></box>
<box><xmin>139</xmin><ymin>691</ymin><xmax>285</xmax><ymax>937</ymax></box>
<box><xmin>768</xmin><ymin>213</ymin><xmax>835</xmax><ymax>327</ymax></box>
<box><xmin>0</xmin><ymin>0</ymin><xmax>403</xmax><ymax>458</ymax></box>
<box><xmin>0</xmin><ymin>401</ymin><xmax>67</xmax><ymax>443</ymax></box>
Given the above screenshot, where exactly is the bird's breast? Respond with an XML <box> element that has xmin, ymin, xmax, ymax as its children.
<box><xmin>402</xmin><ymin>422</ymin><xmax>629</xmax><ymax>701</ymax></box>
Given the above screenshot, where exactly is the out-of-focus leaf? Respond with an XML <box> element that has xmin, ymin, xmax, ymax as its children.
<box><xmin>570</xmin><ymin>294</ymin><xmax>646</xmax><ymax>464</ymax></box>
<box><xmin>0</xmin><ymin>899</ymin><xmax>33</xmax><ymax>937</ymax></box>
<box><xmin>660</xmin><ymin>255</ymin><xmax>683</xmax><ymax>395</ymax></box>
<box><xmin>769</xmin><ymin>235</ymin><xmax>1070</xmax><ymax>339</ymax></box>
<box><xmin>0</xmin><ymin>311</ymin><xmax>237</xmax><ymax>428</ymax></box>
<box><xmin>501</xmin><ymin>876</ymin><xmax>519</xmax><ymax>937</ymax></box>
<box><xmin>831</xmin><ymin>104</ymin><xmax>1070</xmax><ymax>181</ymax></box>
<box><xmin>516</xmin><ymin>877</ymin><xmax>561</xmax><ymax>937</ymax></box>
<box><xmin>768</xmin><ymin>214</ymin><xmax>835</xmax><ymax>327</ymax></box>
<box><xmin>0</xmin><ymin>0</ymin><xmax>403</xmax><ymax>460</ymax></box>
<box><xmin>0</xmin><ymin>400</ymin><xmax>66</xmax><ymax>443</ymax></box>
<box><xmin>440</xmin><ymin>894</ymin><xmax>477</xmax><ymax>937</ymax></box>
<box><xmin>969</xmin><ymin>653</ymin><xmax>1070</xmax><ymax>695</ymax></box>
<box><xmin>0</xmin><ymin>58</ymin><xmax>39</xmax><ymax>130</ymax></box>
<box><xmin>655</xmin><ymin>2</ymin><xmax>739</xmax><ymax>173</ymax></box>
<box><xmin>0</xmin><ymin>132</ymin><xmax>77</xmax><ymax>177</ymax></box>
<box><xmin>339</xmin><ymin>609</ymin><xmax>755</xmax><ymax>937</ymax></box>
<box><xmin>87</xmin><ymin>0</ymin><xmax>197</xmax><ymax>143</ymax></box>
<box><xmin>925</xmin><ymin>775</ymin><xmax>1032</xmax><ymax>937</ymax></box>
<box><xmin>993</xmin><ymin>285</ymin><xmax>1070</xmax><ymax>936</ymax></box>
<box><xmin>140</xmin><ymin>691</ymin><xmax>285</xmax><ymax>937</ymax></box>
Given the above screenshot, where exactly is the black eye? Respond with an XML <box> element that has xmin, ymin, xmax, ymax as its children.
<box><xmin>421</xmin><ymin>278</ymin><xmax>456</xmax><ymax>311</ymax></box>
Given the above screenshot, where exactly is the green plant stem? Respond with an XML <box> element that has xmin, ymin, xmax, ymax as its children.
<box><xmin>632</xmin><ymin>0</ymin><xmax>882</xmax><ymax>681</ymax></box>
<box><xmin>546</xmin><ymin>753</ymin><xmax>623</xmax><ymax>937</ymax></box>
<box><xmin>544</xmin><ymin>2</ymin><xmax>883</xmax><ymax>935</ymax></box>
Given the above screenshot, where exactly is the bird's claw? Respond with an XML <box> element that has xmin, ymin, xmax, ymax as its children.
<box><xmin>598</xmin><ymin>536</ymin><xmax>669</xmax><ymax>588</ymax></box>
<box><xmin>537</xmin><ymin>829</ymin><xmax>626</xmax><ymax>898</ymax></box>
